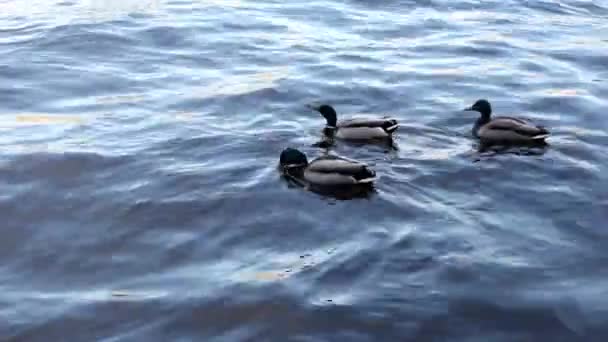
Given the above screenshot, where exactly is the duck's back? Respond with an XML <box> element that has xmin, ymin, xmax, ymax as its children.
<box><xmin>339</xmin><ymin>117</ymin><xmax>396</xmax><ymax>128</ymax></box>
<box><xmin>334</xmin><ymin>116</ymin><xmax>398</xmax><ymax>140</ymax></box>
<box><xmin>306</xmin><ymin>156</ymin><xmax>375</xmax><ymax>184</ymax></box>
<box><xmin>477</xmin><ymin>116</ymin><xmax>549</xmax><ymax>142</ymax></box>
<box><xmin>485</xmin><ymin>116</ymin><xmax>548</xmax><ymax>135</ymax></box>
<box><xmin>335</xmin><ymin>126</ymin><xmax>389</xmax><ymax>140</ymax></box>
<box><xmin>308</xmin><ymin>156</ymin><xmax>367</xmax><ymax>174</ymax></box>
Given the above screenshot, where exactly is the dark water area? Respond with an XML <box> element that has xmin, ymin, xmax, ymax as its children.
<box><xmin>1</xmin><ymin>0</ymin><xmax>608</xmax><ymax>341</ymax></box>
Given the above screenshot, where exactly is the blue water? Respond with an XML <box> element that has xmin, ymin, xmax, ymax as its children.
<box><xmin>1</xmin><ymin>0</ymin><xmax>608</xmax><ymax>340</ymax></box>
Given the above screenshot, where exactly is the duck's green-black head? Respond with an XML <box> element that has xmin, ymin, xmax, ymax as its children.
<box><xmin>309</xmin><ymin>104</ymin><xmax>338</xmax><ymax>127</ymax></box>
<box><xmin>280</xmin><ymin>148</ymin><xmax>308</xmax><ymax>168</ymax></box>
<box><xmin>465</xmin><ymin>99</ymin><xmax>492</xmax><ymax>117</ymax></box>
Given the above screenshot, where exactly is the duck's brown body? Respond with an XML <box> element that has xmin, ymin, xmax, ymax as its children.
<box><xmin>279</xmin><ymin>148</ymin><xmax>376</xmax><ymax>187</ymax></box>
<box><xmin>467</xmin><ymin>100</ymin><xmax>550</xmax><ymax>144</ymax></box>
<box><xmin>310</xmin><ymin>104</ymin><xmax>399</xmax><ymax>141</ymax></box>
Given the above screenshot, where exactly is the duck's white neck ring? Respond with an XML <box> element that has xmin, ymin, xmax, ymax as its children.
<box><xmin>284</xmin><ymin>163</ymin><xmax>306</xmax><ymax>169</ymax></box>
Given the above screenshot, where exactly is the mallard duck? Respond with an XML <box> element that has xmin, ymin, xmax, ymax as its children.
<box><xmin>464</xmin><ymin>99</ymin><xmax>550</xmax><ymax>144</ymax></box>
<box><xmin>279</xmin><ymin>148</ymin><xmax>376</xmax><ymax>187</ymax></box>
<box><xmin>308</xmin><ymin>104</ymin><xmax>399</xmax><ymax>141</ymax></box>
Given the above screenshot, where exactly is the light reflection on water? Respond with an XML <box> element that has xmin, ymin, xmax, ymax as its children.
<box><xmin>0</xmin><ymin>0</ymin><xmax>162</xmax><ymax>20</ymax></box>
<box><xmin>182</xmin><ymin>67</ymin><xmax>289</xmax><ymax>99</ymax></box>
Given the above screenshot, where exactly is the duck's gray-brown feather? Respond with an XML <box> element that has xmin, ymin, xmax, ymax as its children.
<box><xmin>485</xmin><ymin>117</ymin><xmax>548</xmax><ymax>136</ymax></box>
<box><xmin>326</xmin><ymin>117</ymin><xmax>399</xmax><ymax>141</ymax></box>
<box><xmin>305</xmin><ymin>156</ymin><xmax>376</xmax><ymax>185</ymax></box>
<box><xmin>335</xmin><ymin>126</ymin><xmax>392</xmax><ymax>140</ymax></box>
<box><xmin>478</xmin><ymin>116</ymin><xmax>550</xmax><ymax>142</ymax></box>
<box><xmin>339</xmin><ymin>118</ymin><xmax>398</xmax><ymax>129</ymax></box>
<box><xmin>303</xmin><ymin>170</ymin><xmax>359</xmax><ymax>185</ymax></box>
<box><xmin>307</xmin><ymin>156</ymin><xmax>369</xmax><ymax>175</ymax></box>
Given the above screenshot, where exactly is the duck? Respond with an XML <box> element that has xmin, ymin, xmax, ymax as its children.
<box><xmin>308</xmin><ymin>104</ymin><xmax>399</xmax><ymax>141</ymax></box>
<box><xmin>464</xmin><ymin>99</ymin><xmax>550</xmax><ymax>144</ymax></box>
<box><xmin>279</xmin><ymin>147</ymin><xmax>376</xmax><ymax>187</ymax></box>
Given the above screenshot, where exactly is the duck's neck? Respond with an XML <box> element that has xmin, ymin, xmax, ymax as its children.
<box><xmin>284</xmin><ymin>163</ymin><xmax>306</xmax><ymax>176</ymax></box>
<box><xmin>323</xmin><ymin>127</ymin><xmax>336</xmax><ymax>137</ymax></box>
<box><xmin>479</xmin><ymin>111</ymin><xmax>491</xmax><ymax>124</ymax></box>
<box><xmin>473</xmin><ymin>113</ymin><xmax>491</xmax><ymax>137</ymax></box>
<box><xmin>325</xmin><ymin>115</ymin><xmax>337</xmax><ymax>128</ymax></box>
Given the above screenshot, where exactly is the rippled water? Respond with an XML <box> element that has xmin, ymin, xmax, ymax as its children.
<box><xmin>1</xmin><ymin>0</ymin><xmax>608</xmax><ymax>340</ymax></box>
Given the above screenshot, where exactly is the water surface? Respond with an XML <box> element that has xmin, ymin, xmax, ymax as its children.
<box><xmin>1</xmin><ymin>0</ymin><xmax>608</xmax><ymax>340</ymax></box>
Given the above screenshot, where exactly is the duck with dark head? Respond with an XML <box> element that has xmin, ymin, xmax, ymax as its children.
<box><xmin>279</xmin><ymin>147</ymin><xmax>376</xmax><ymax>198</ymax></box>
<box><xmin>464</xmin><ymin>99</ymin><xmax>550</xmax><ymax>145</ymax></box>
<box><xmin>308</xmin><ymin>104</ymin><xmax>399</xmax><ymax>143</ymax></box>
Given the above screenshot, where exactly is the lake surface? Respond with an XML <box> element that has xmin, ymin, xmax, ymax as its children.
<box><xmin>1</xmin><ymin>0</ymin><xmax>608</xmax><ymax>340</ymax></box>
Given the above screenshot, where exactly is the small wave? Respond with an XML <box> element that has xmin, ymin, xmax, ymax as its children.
<box><xmin>0</xmin><ymin>152</ymin><xmax>133</xmax><ymax>184</ymax></box>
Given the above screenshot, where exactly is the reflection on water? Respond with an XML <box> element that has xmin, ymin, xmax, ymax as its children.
<box><xmin>84</xmin><ymin>0</ymin><xmax>160</xmax><ymax>12</ymax></box>
<box><xmin>94</xmin><ymin>93</ymin><xmax>148</xmax><ymax>105</ymax></box>
<box><xmin>545</xmin><ymin>88</ymin><xmax>582</xmax><ymax>96</ymax></box>
<box><xmin>249</xmin><ymin>248</ymin><xmax>337</xmax><ymax>282</ymax></box>
<box><xmin>183</xmin><ymin>67</ymin><xmax>289</xmax><ymax>99</ymax></box>
<box><xmin>1</xmin><ymin>113</ymin><xmax>85</xmax><ymax>126</ymax></box>
<box><xmin>0</xmin><ymin>0</ymin><xmax>162</xmax><ymax>20</ymax></box>
<box><xmin>190</xmin><ymin>0</ymin><xmax>244</xmax><ymax>8</ymax></box>
<box><xmin>474</xmin><ymin>143</ymin><xmax>550</xmax><ymax>160</ymax></box>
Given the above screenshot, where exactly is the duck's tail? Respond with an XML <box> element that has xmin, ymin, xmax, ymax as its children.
<box><xmin>532</xmin><ymin>126</ymin><xmax>550</xmax><ymax>140</ymax></box>
<box><xmin>383</xmin><ymin>119</ymin><xmax>399</xmax><ymax>134</ymax></box>
<box><xmin>354</xmin><ymin>167</ymin><xmax>376</xmax><ymax>183</ymax></box>
<box><xmin>531</xmin><ymin>133</ymin><xmax>550</xmax><ymax>140</ymax></box>
<box><xmin>357</xmin><ymin>177</ymin><xmax>376</xmax><ymax>184</ymax></box>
